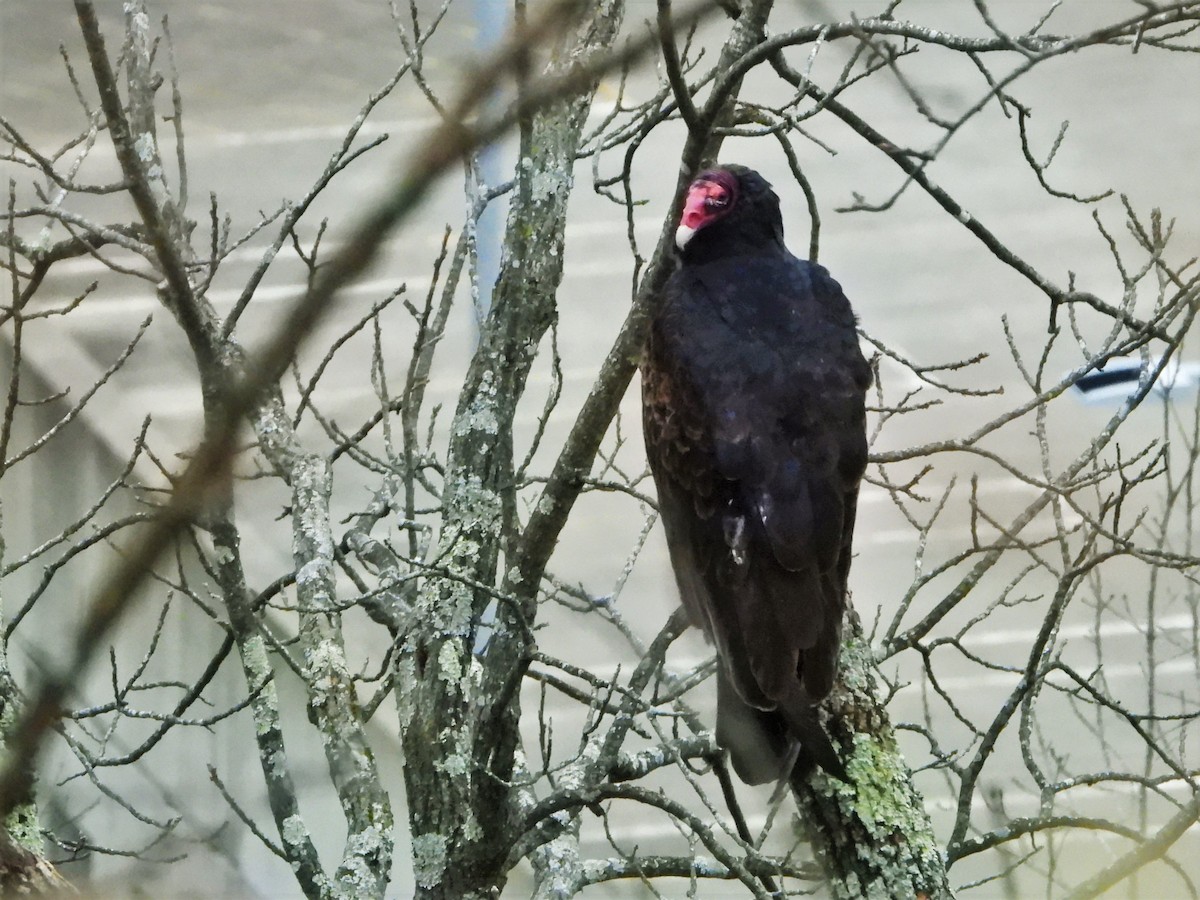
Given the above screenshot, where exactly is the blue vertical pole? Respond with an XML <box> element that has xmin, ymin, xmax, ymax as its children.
<box><xmin>472</xmin><ymin>1</ymin><xmax>507</xmax><ymax>654</ymax></box>
<box><xmin>473</xmin><ymin>0</ymin><xmax>507</xmax><ymax>325</ymax></box>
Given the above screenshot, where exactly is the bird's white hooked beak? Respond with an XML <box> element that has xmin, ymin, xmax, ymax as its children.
<box><xmin>675</xmin><ymin>224</ymin><xmax>697</xmax><ymax>249</ymax></box>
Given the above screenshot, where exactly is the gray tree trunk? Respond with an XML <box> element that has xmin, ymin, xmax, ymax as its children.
<box><xmin>795</xmin><ymin>611</ymin><xmax>954</xmax><ymax>899</ymax></box>
<box><xmin>396</xmin><ymin>5</ymin><xmax>626</xmax><ymax>896</ymax></box>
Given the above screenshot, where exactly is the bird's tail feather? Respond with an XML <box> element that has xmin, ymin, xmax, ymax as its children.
<box><xmin>716</xmin><ymin>671</ymin><xmax>847</xmax><ymax>784</ymax></box>
<box><xmin>778</xmin><ymin>695</ymin><xmax>846</xmax><ymax>782</ymax></box>
<box><xmin>716</xmin><ymin>670</ymin><xmax>789</xmax><ymax>785</ymax></box>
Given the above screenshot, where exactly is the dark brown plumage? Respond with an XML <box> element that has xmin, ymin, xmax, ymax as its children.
<box><xmin>642</xmin><ymin>165</ymin><xmax>870</xmax><ymax>783</ymax></box>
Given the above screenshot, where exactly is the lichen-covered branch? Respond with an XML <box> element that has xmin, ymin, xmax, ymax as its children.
<box><xmin>794</xmin><ymin>615</ymin><xmax>952</xmax><ymax>899</ymax></box>
<box><xmin>396</xmin><ymin>5</ymin><xmax>630</xmax><ymax>895</ymax></box>
<box><xmin>290</xmin><ymin>456</ymin><xmax>394</xmax><ymax>896</ymax></box>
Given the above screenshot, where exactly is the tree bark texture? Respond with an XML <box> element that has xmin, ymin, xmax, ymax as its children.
<box><xmin>395</xmin><ymin>5</ymin><xmax>626</xmax><ymax>896</ymax></box>
<box><xmin>794</xmin><ymin>611</ymin><xmax>954</xmax><ymax>899</ymax></box>
<box><xmin>0</xmin><ymin>522</ymin><xmax>67</xmax><ymax>895</ymax></box>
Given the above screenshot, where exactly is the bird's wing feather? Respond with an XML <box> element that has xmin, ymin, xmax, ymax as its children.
<box><xmin>643</xmin><ymin>255</ymin><xmax>868</xmax><ymax>720</ymax></box>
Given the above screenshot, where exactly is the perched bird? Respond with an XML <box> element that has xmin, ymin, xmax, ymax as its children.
<box><xmin>642</xmin><ymin>165</ymin><xmax>870</xmax><ymax>783</ymax></box>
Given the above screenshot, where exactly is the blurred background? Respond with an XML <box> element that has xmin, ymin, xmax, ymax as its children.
<box><xmin>2</xmin><ymin>0</ymin><xmax>1199</xmax><ymax>896</ymax></box>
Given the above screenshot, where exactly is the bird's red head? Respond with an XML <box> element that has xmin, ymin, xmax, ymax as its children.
<box><xmin>676</xmin><ymin>169</ymin><xmax>739</xmax><ymax>250</ymax></box>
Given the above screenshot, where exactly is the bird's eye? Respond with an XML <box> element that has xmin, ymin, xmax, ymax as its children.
<box><xmin>705</xmin><ymin>192</ymin><xmax>729</xmax><ymax>210</ymax></box>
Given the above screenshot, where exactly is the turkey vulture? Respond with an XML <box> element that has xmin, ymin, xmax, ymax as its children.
<box><xmin>642</xmin><ymin>164</ymin><xmax>870</xmax><ymax>783</ymax></box>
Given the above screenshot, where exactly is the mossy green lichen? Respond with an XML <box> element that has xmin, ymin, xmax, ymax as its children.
<box><xmin>281</xmin><ymin>813</ymin><xmax>309</xmax><ymax>850</ymax></box>
<box><xmin>837</xmin><ymin>634</ymin><xmax>875</xmax><ymax>694</ymax></box>
<box><xmin>803</xmin><ymin>623</ymin><xmax>951</xmax><ymax>898</ymax></box>
<box><xmin>412</xmin><ymin>831</ymin><xmax>448</xmax><ymax>889</ymax></box>
<box><xmin>437</xmin><ymin>638</ymin><xmax>463</xmax><ymax>685</ymax></box>
<box><xmin>842</xmin><ymin>733</ymin><xmax>938</xmax><ymax>861</ymax></box>
<box><xmin>242</xmin><ymin>633</ymin><xmax>281</xmax><ymax>736</ymax></box>
<box><xmin>3</xmin><ymin>803</ymin><xmax>41</xmax><ymax>854</ymax></box>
